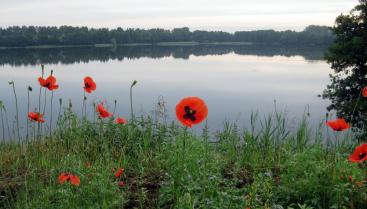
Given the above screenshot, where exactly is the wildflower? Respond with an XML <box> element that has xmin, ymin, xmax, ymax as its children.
<box><xmin>28</xmin><ymin>112</ymin><xmax>45</xmax><ymax>123</ymax></box>
<box><xmin>115</xmin><ymin>117</ymin><xmax>127</xmax><ymax>124</ymax></box>
<box><xmin>83</xmin><ymin>76</ymin><xmax>96</xmax><ymax>93</ymax></box>
<box><xmin>176</xmin><ymin>97</ymin><xmax>208</xmax><ymax>128</ymax></box>
<box><xmin>38</xmin><ymin>75</ymin><xmax>59</xmax><ymax>91</ymax></box>
<box><xmin>58</xmin><ymin>173</ymin><xmax>80</xmax><ymax>186</ymax></box>
<box><xmin>363</xmin><ymin>87</ymin><xmax>367</xmax><ymax>97</ymax></box>
<box><xmin>114</xmin><ymin>168</ymin><xmax>124</xmax><ymax>178</ymax></box>
<box><xmin>349</xmin><ymin>143</ymin><xmax>367</xmax><ymax>163</ymax></box>
<box><xmin>326</xmin><ymin>118</ymin><xmax>350</xmax><ymax>131</ymax></box>
<box><xmin>96</xmin><ymin>103</ymin><xmax>112</xmax><ymax>118</ymax></box>
<box><xmin>348</xmin><ymin>175</ymin><xmax>353</xmax><ymax>182</ymax></box>
<box><xmin>118</xmin><ymin>181</ymin><xmax>125</xmax><ymax>187</ymax></box>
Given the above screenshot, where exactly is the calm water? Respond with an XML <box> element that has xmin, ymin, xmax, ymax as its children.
<box><xmin>0</xmin><ymin>45</ymin><xmax>331</xmax><ymax>138</ymax></box>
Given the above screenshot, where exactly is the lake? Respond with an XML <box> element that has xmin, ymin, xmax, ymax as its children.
<box><xmin>0</xmin><ymin>44</ymin><xmax>332</xmax><ymax>138</ymax></box>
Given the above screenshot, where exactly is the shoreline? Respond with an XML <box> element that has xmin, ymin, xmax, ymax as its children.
<box><xmin>0</xmin><ymin>42</ymin><xmax>262</xmax><ymax>50</ymax></box>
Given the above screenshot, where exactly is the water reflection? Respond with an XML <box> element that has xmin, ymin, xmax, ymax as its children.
<box><xmin>0</xmin><ymin>45</ymin><xmax>331</xmax><ymax>140</ymax></box>
<box><xmin>0</xmin><ymin>44</ymin><xmax>327</xmax><ymax>66</ymax></box>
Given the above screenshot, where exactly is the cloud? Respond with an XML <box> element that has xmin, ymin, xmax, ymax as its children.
<box><xmin>0</xmin><ymin>0</ymin><xmax>359</xmax><ymax>31</ymax></box>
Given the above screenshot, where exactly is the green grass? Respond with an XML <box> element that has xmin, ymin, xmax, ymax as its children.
<box><xmin>0</xmin><ymin>110</ymin><xmax>366</xmax><ymax>209</ymax></box>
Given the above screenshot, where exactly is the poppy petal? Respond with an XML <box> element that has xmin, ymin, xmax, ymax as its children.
<box><xmin>114</xmin><ymin>168</ymin><xmax>124</xmax><ymax>178</ymax></box>
<box><xmin>116</xmin><ymin>117</ymin><xmax>127</xmax><ymax>124</ymax></box>
<box><xmin>96</xmin><ymin>104</ymin><xmax>112</xmax><ymax>118</ymax></box>
<box><xmin>326</xmin><ymin>118</ymin><xmax>350</xmax><ymax>131</ymax></box>
<box><xmin>69</xmin><ymin>175</ymin><xmax>81</xmax><ymax>186</ymax></box>
<box><xmin>58</xmin><ymin>173</ymin><xmax>70</xmax><ymax>184</ymax></box>
<box><xmin>362</xmin><ymin>87</ymin><xmax>367</xmax><ymax>97</ymax></box>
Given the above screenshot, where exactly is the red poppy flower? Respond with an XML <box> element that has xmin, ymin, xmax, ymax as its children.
<box><xmin>349</xmin><ymin>143</ymin><xmax>367</xmax><ymax>163</ymax></box>
<box><xmin>84</xmin><ymin>76</ymin><xmax>96</xmax><ymax>93</ymax></box>
<box><xmin>115</xmin><ymin>117</ymin><xmax>127</xmax><ymax>124</ymax></box>
<box><xmin>118</xmin><ymin>181</ymin><xmax>125</xmax><ymax>187</ymax></box>
<box><xmin>326</xmin><ymin>118</ymin><xmax>350</xmax><ymax>131</ymax></box>
<box><xmin>96</xmin><ymin>103</ymin><xmax>112</xmax><ymax>118</ymax></box>
<box><xmin>38</xmin><ymin>75</ymin><xmax>59</xmax><ymax>91</ymax></box>
<box><xmin>114</xmin><ymin>168</ymin><xmax>124</xmax><ymax>178</ymax></box>
<box><xmin>58</xmin><ymin>173</ymin><xmax>80</xmax><ymax>186</ymax></box>
<box><xmin>362</xmin><ymin>87</ymin><xmax>367</xmax><ymax>97</ymax></box>
<box><xmin>28</xmin><ymin>112</ymin><xmax>45</xmax><ymax>123</ymax></box>
<box><xmin>176</xmin><ymin>97</ymin><xmax>208</xmax><ymax>128</ymax></box>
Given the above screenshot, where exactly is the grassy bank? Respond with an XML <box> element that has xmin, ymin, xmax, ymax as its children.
<box><xmin>0</xmin><ymin>111</ymin><xmax>366</xmax><ymax>209</ymax></box>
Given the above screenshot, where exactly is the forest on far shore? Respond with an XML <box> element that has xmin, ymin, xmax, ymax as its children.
<box><xmin>0</xmin><ymin>25</ymin><xmax>334</xmax><ymax>47</ymax></box>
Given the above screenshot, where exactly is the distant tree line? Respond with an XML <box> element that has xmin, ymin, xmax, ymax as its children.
<box><xmin>0</xmin><ymin>25</ymin><xmax>334</xmax><ymax>47</ymax></box>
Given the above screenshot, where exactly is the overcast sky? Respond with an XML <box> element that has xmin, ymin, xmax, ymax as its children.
<box><xmin>0</xmin><ymin>0</ymin><xmax>359</xmax><ymax>32</ymax></box>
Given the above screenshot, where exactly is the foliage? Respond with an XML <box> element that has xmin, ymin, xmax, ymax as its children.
<box><xmin>323</xmin><ymin>0</ymin><xmax>367</xmax><ymax>139</ymax></box>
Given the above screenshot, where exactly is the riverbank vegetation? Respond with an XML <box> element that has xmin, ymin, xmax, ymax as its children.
<box><xmin>1</xmin><ymin>107</ymin><xmax>366</xmax><ymax>209</ymax></box>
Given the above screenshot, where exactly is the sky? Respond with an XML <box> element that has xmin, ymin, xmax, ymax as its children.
<box><xmin>0</xmin><ymin>0</ymin><xmax>359</xmax><ymax>32</ymax></box>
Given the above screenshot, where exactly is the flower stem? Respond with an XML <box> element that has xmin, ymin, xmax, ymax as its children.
<box><xmin>130</xmin><ymin>80</ymin><xmax>137</xmax><ymax>121</ymax></box>
<box><xmin>0</xmin><ymin>106</ymin><xmax>5</xmax><ymax>143</ymax></box>
<box><xmin>37</xmin><ymin>65</ymin><xmax>44</xmax><ymax>138</ymax></box>
<box><xmin>26</xmin><ymin>88</ymin><xmax>30</xmax><ymax>141</ymax></box>
<box><xmin>10</xmin><ymin>81</ymin><xmax>20</xmax><ymax>142</ymax></box>
<box><xmin>50</xmin><ymin>90</ymin><xmax>54</xmax><ymax>137</ymax></box>
<box><xmin>57</xmin><ymin>98</ymin><xmax>62</xmax><ymax>123</ymax></box>
<box><xmin>82</xmin><ymin>91</ymin><xmax>86</xmax><ymax>118</ymax></box>
<box><xmin>4</xmin><ymin>107</ymin><xmax>12</xmax><ymax>139</ymax></box>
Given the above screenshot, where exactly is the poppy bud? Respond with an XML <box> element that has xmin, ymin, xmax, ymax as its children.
<box><xmin>131</xmin><ymin>80</ymin><xmax>138</xmax><ymax>88</ymax></box>
<box><xmin>28</xmin><ymin>86</ymin><xmax>33</xmax><ymax>91</ymax></box>
<box><xmin>118</xmin><ymin>181</ymin><xmax>125</xmax><ymax>187</ymax></box>
<box><xmin>8</xmin><ymin>81</ymin><xmax>14</xmax><ymax>85</ymax></box>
